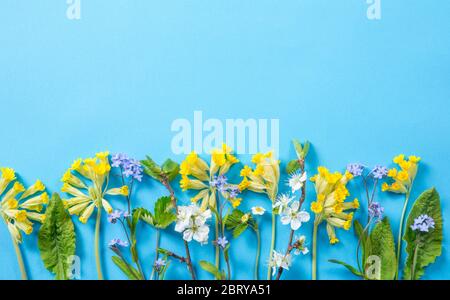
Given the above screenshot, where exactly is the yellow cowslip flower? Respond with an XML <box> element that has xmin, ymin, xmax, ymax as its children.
<box><xmin>62</xmin><ymin>152</ymin><xmax>127</xmax><ymax>224</ymax></box>
<box><xmin>179</xmin><ymin>144</ymin><xmax>240</xmax><ymax>210</ymax></box>
<box><xmin>310</xmin><ymin>166</ymin><xmax>358</xmax><ymax>245</ymax></box>
<box><xmin>231</xmin><ymin>198</ymin><xmax>242</xmax><ymax>208</ymax></box>
<box><xmin>382</xmin><ymin>154</ymin><xmax>420</xmax><ymax>195</ymax></box>
<box><xmin>238</xmin><ymin>151</ymin><xmax>280</xmax><ymax>202</ymax></box>
<box><xmin>0</xmin><ymin>167</ymin><xmax>48</xmax><ymax>244</ymax></box>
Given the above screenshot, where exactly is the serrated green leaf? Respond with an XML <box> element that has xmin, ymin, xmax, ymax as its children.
<box><xmin>369</xmin><ymin>217</ymin><xmax>397</xmax><ymax>280</ymax></box>
<box><xmin>161</xmin><ymin>159</ymin><xmax>180</xmax><ymax>182</ymax></box>
<box><xmin>286</xmin><ymin>160</ymin><xmax>300</xmax><ymax>174</ymax></box>
<box><xmin>199</xmin><ymin>260</ymin><xmax>224</xmax><ymax>280</ymax></box>
<box><xmin>38</xmin><ymin>193</ymin><xmax>76</xmax><ymax>280</ymax></box>
<box><xmin>141</xmin><ymin>156</ymin><xmax>163</xmax><ymax>181</ymax></box>
<box><xmin>403</xmin><ymin>188</ymin><xmax>443</xmax><ymax>280</ymax></box>
<box><xmin>225</xmin><ymin>209</ymin><xmax>256</xmax><ymax>238</ymax></box>
<box><xmin>233</xmin><ymin>223</ymin><xmax>248</xmax><ymax>238</ymax></box>
<box><xmin>134</xmin><ymin>207</ymin><xmax>154</xmax><ymax>226</ymax></box>
<box><xmin>154</xmin><ymin>196</ymin><xmax>177</xmax><ymax>229</ymax></box>
<box><xmin>111</xmin><ymin>256</ymin><xmax>141</xmax><ymax>280</ymax></box>
<box><xmin>329</xmin><ymin>259</ymin><xmax>363</xmax><ymax>278</ymax></box>
<box><xmin>135</xmin><ymin>197</ymin><xmax>176</xmax><ymax>229</ymax></box>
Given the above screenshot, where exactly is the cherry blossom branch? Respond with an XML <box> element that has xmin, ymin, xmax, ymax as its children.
<box><xmin>161</xmin><ymin>175</ymin><xmax>197</xmax><ymax>280</ymax></box>
<box><xmin>276</xmin><ymin>158</ymin><xmax>306</xmax><ymax>281</ymax></box>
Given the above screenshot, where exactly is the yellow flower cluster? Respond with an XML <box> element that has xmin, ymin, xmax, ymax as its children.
<box><xmin>238</xmin><ymin>151</ymin><xmax>280</xmax><ymax>201</ymax></box>
<box><xmin>310</xmin><ymin>167</ymin><xmax>359</xmax><ymax>244</ymax></box>
<box><xmin>0</xmin><ymin>167</ymin><xmax>48</xmax><ymax>243</ymax></box>
<box><xmin>179</xmin><ymin>144</ymin><xmax>240</xmax><ymax>210</ymax></box>
<box><xmin>62</xmin><ymin>152</ymin><xmax>128</xmax><ymax>224</ymax></box>
<box><xmin>382</xmin><ymin>154</ymin><xmax>420</xmax><ymax>194</ymax></box>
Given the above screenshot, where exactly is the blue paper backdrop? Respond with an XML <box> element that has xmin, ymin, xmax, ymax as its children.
<box><xmin>0</xmin><ymin>0</ymin><xmax>449</xmax><ymax>280</ymax></box>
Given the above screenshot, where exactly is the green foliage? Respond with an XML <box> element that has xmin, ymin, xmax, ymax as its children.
<box><xmin>38</xmin><ymin>193</ymin><xmax>76</xmax><ymax>280</ymax></box>
<box><xmin>369</xmin><ymin>218</ymin><xmax>397</xmax><ymax>280</ymax></box>
<box><xmin>354</xmin><ymin>220</ymin><xmax>371</xmax><ymax>266</ymax></box>
<box><xmin>161</xmin><ymin>159</ymin><xmax>180</xmax><ymax>182</ymax></box>
<box><xmin>225</xmin><ymin>209</ymin><xmax>257</xmax><ymax>238</ymax></box>
<box><xmin>141</xmin><ymin>156</ymin><xmax>180</xmax><ymax>183</ymax></box>
<box><xmin>286</xmin><ymin>140</ymin><xmax>310</xmax><ymax>173</ymax></box>
<box><xmin>135</xmin><ymin>196</ymin><xmax>177</xmax><ymax>229</ymax></box>
<box><xmin>286</xmin><ymin>160</ymin><xmax>301</xmax><ymax>174</ymax></box>
<box><xmin>330</xmin><ymin>218</ymin><xmax>396</xmax><ymax>280</ymax></box>
<box><xmin>403</xmin><ymin>188</ymin><xmax>443</xmax><ymax>280</ymax></box>
<box><xmin>199</xmin><ymin>260</ymin><xmax>226</xmax><ymax>280</ymax></box>
<box><xmin>328</xmin><ymin>259</ymin><xmax>363</xmax><ymax>277</ymax></box>
<box><xmin>111</xmin><ymin>256</ymin><xmax>141</xmax><ymax>280</ymax></box>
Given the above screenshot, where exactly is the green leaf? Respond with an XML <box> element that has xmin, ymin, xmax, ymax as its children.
<box><xmin>354</xmin><ymin>220</ymin><xmax>371</xmax><ymax>267</ymax></box>
<box><xmin>141</xmin><ymin>156</ymin><xmax>163</xmax><ymax>181</ymax></box>
<box><xmin>199</xmin><ymin>260</ymin><xmax>225</xmax><ymax>280</ymax></box>
<box><xmin>111</xmin><ymin>256</ymin><xmax>141</xmax><ymax>280</ymax></box>
<box><xmin>292</xmin><ymin>139</ymin><xmax>303</xmax><ymax>158</ymax></box>
<box><xmin>225</xmin><ymin>209</ymin><xmax>255</xmax><ymax>238</ymax></box>
<box><xmin>38</xmin><ymin>193</ymin><xmax>76</xmax><ymax>280</ymax></box>
<box><xmin>286</xmin><ymin>160</ymin><xmax>300</xmax><ymax>174</ymax></box>
<box><xmin>403</xmin><ymin>188</ymin><xmax>443</xmax><ymax>280</ymax></box>
<box><xmin>232</xmin><ymin>223</ymin><xmax>248</xmax><ymax>238</ymax></box>
<box><xmin>328</xmin><ymin>259</ymin><xmax>363</xmax><ymax>278</ymax></box>
<box><xmin>161</xmin><ymin>159</ymin><xmax>180</xmax><ymax>182</ymax></box>
<box><xmin>369</xmin><ymin>217</ymin><xmax>397</xmax><ymax>280</ymax></box>
<box><xmin>302</xmin><ymin>141</ymin><xmax>310</xmax><ymax>158</ymax></box>
<box><xmin>134</xmin><ymin>207</ymin><xmax>154</xmax><ymax>226</ymax></box>
<box><xmin>292</xmin><ymin>140</ymin><xmax>310</xmax><ymax>160</ymax></box>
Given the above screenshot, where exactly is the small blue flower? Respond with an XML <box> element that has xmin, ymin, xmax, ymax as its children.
<box><xmin>371</xmin><ymin>165</ymin><xmax>388</xmax><ymax>179</ymax></box>
<box><xmin>216</xmin><ymin>236</ymin><xmax>229</xmax><ymax>249</ymax></box>
<box><xmin>368</xmin><ymin>202</ymin><xmax>384</xmax><ymax>222</ymax></box>
<box><xmin>411</xmin><ymin>215</ymin><xmax>435</xmax><ymax>232</ymax></box>
<box><xmin>108</xmin><ymin>210</ymin><xmax>123</xmax><ymax>224</ymax></box>
<box><xmin>347</xmin><ymin>163</ymin><xmax>365</xmax><ymax>177</ymax></box>
<box><xmin>108</xmin><ymin>238</ymin><xmax>129</xmax><ymax>248</ymax></box>
<box><xmin>154</xmin><ymin>258</ymin><xmax>167</xmax><ymax>273</ymax></box>
<box><xmin>111</xmin><ymin>153</ymin><xmax>144</xmax><ymax>182</ymax></box>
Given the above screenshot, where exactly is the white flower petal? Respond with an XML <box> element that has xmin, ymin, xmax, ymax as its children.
<box><xmin>298</xmin><ymin>211</ymin><xmax>311</xmax><ymax>222</ymax></box>
<box><xmin>291</xmin><ymin>218</ymin><xmax>301</xmax><ymax>231</ymax></box>
<box><xmin>280</xmin><ymin>215</ymin><xmax>291</xmax><ymax>225</ymax></box>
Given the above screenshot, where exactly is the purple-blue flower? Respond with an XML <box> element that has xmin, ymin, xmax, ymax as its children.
<box><xmin>108</xmin><ymin>238</ymin><xmax>129</xmax><ymax>248</ymax></box>
<box><xmin>154</xmin><ymin>258</ymin><xmax>166</xmax><ymax>272</ymax></box>
<box><xmin>210</xmin><ymin>175</ymin><xmax>228</xmax><ymax>193</ymax></box>
<box><xmin>411</xmin><ymin>215</ymin><xmax>435</xmax><ymax>232</ymax></box>
<box><xmin>108</xmin><ymin>210</ymin><xmax>123</xmax><ymax>224</ymax></box>
<box><xmin>371</xmin><ymin>165</ymin><xmax>388</xmax><ymax>179</ymax></box>
<box><xmin>228</xmin><ymin>185</ymin><xmax>241</xmax><ymax>199</ymax></box>
<box><xmin>111</xmin><ymin>153</ymin><xmax>143</xmax><ymax>182</ymax></box>
<box><xmin>347</xmin><ymin>163</ymin><xmax>365</xmax><ymax>177</ymax></box>
<box><xmin>368</xmin><ymin>202</ymin><xmax>384</xmax><ymax>222</ymax></box>
<box><xmin>210</xmin><ymin>175</ymin><xmax>240</xmax><ymax>199</ymax></box>
<box><xmin>216</xmin><ymin>236</ymin><xmax>229</xmax><ymax>249</ymax></box>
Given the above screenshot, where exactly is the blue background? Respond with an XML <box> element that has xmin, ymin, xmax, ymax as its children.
<box><xmin>0</xmin><ymin>0</ymin><xmax>449</xmax><ymax>280</ymax></box>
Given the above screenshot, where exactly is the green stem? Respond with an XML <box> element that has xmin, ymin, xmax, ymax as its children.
<box><xmin>215</xmin><ymin>212</ymin><xmax>220</xmax><ymax>270</ymax></box>
<box><xmin>411</xmin><ymin>243</ymin><xmax>419</xmax><ymax>280</ymax></box>
<box><xmin>12</xmin><ymin>237</ymin><xmax>28</xmax><ymax>280</ymax></box>
<box><xmin>312</xmin><ymin>222</ymin><xmax>318</xmax><ymax>280</ymax></box>
<box><xmin>95</xmin><ymin>209</ymin><xmax>104</xmax><ymax>280</ymax></box>
<box><xmin>254</xmin><ymin>229</ymin><xmax>261</xmax><ymax>280</ymax></box>
<box><xmin>266</xmin><ymin>213</ymin><xmax>276</xmax><ymax>280</ymax></box>
<box><xmin>396</xmin><ymin>191</ymin><xmax>411</xmax><ymax>280</ymax></box>
<box><xmin>151</xmin><ymin>229</ymin><xmax>161</xmax><ymax>280</ymax></box>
